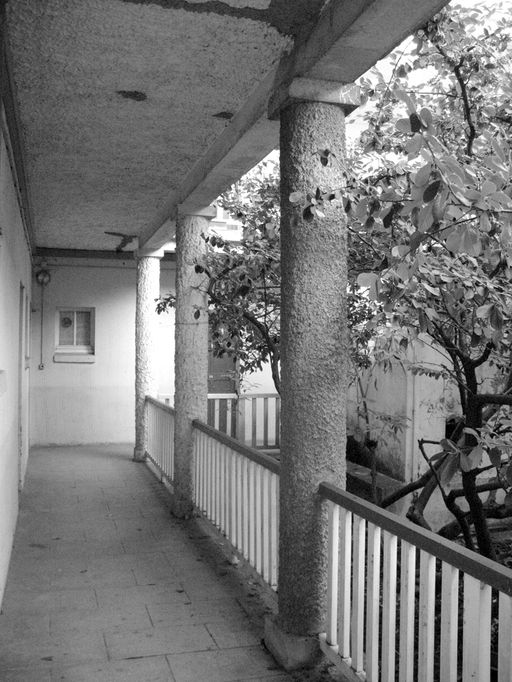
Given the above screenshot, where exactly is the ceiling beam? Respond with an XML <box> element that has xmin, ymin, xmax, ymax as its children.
<box><xmin>139</xmin><ymin>0</ymin><xmax>449</xmax><ymax>249</ymax></box>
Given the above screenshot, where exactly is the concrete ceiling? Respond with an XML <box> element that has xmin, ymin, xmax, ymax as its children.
<box><xmin>2</xmin><ymin>0</ymin><xmax>449</xmax><ymax>255</ymax></box>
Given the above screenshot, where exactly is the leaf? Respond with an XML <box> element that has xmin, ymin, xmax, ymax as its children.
<box><xmin>467</xmin><ymin>444</ymin><xmax>483</xmax><ymax>470</ymax></box>
<box><xmin>440</xmin><ymin>438</ymin><xmax>459</xmax><ymax>454</ymax></box>
<box><xmin>419</xmin><ymin>107</ymin><xmax>433</xmax><ymax>128</ymax></box>
<box><xmin>489</xmin><ymin>304</ymin><xmax>504</xmax><ymax>330</ymax></box>
<box><xmin>391</xmin><ymin>245</ymin><xmax>409</xmax><ymax>258</ymax></box>
<box><xmin>409</xmin><ymin>231</ymin><xmax>424</xmax><ymax>252</ymax></box>
<box><xmin>463</xmin><ymin>427</ymin><xmax>480</xmax><ymax>441</ymax></box>
<box><xmin>413</xmin><ymin>163</ymin><xmax>432</xmax><ymax>187</ymax></box>
<box><xmin>396</xmin><ymin>118</ymin><xmax>412</xmax><ymax>134</ymax></box>
<box><xmin>461</xmin><ymin>228</ymin><xmax>482</xmax><ymax>257</ymax></box>
<box><xmin>481</xmin><ymin>180</ymin><xmax>497</xmax><ymax>195</ymax></box>
<box><xmin>423</xmin><ymin>283</ymin><xmax>440</xmax><ymax>296</ymax></box>
<box><xmin>289</xmin><ymin>191</ymin><xmax>305</xmax><ymax>204</ymax></box>
<box><xmin>357</xmin><ymin>272</ymin><xmax>379</xmax><ymax>299</ymax></box>
<box><xmin>405</xmin><ymin>133</ymin><xmax>423</xmax><ymax>158</ymax></box>
<box><xmin>459</xmin><ymin>453</ymin><xmax>471</xmax><ymax>472</ymax></box>
<box><xmin>476</xmin><ymin>304</ymin><xmax>492</xmax><ymax>319</ymax></box>
<box><xmin>488</xmin><ymin>447</ymin><xmax>502</xmax><ymax>468</ymax></box>
<box><xmin>507</xmin><ymin>462</ymin><xmax>512</xmax><ymax>487</ymax></box>
<box><xmin>409</xmin><ymin>112</ymin><xmax>423</xmax><ymax>133</ymax></box>
<box><xmin>394</xmin><ymin>88</ymin><xmax>415</xmax><ymax>114</ymax></box>
<box><xmin>423</xmin><ymin>180</ymin><xmax>442</xmax><ymax>202</ymax></box>
<box><xmin>438</xmin><ymin>452</ymin><xmax>459</xmax><ymax>486</ymax></box>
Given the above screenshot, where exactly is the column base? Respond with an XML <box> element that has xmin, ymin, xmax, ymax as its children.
<box><xmin>264</xmin><ymin>616</ymin><xmax>321</xmax><ymax>671</ymax></box>
<box><xmin>133</xmin><ymin>447</ymin><xmax>147</xmax><ymax>462</ymax></box>
<box><xmin>170</xmin><ymin>494</ymin><xmax>194</xmax><ymax>520</ymax></box>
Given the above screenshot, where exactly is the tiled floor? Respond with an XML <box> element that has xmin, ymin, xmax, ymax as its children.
<box><xmin>0</xmin><ymin>445</ymin><xmax>295</xmax><ymax>682</ymax></box>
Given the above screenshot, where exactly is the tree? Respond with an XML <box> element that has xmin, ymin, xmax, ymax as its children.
<box><xmin>299</xmin><ymin>0</ymin><xmax>512</xmax><ymax>558</ymax></box>
<box><xmin>158</xmin><ymin>161</ymin><xmax>282</xmax><ymax>392</ymax></box>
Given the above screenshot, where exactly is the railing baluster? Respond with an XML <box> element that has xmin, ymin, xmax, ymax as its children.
<box><xmin>261</xmin><ymin>469</ymin><xmax>270</xmax><ymax>583</ymax></box>
<box><xmin>418</xmin><ymin>550</ymin><xmax>436</xmax><ymax>682</ymax></box>
<box><xmin>255</xmin><ymin>465</ymin><xmax>263</xmax><ymax>574</ymax></box>
<box><xmin>275</xmin><ymin>397</ymin><xmax>280</xmax><ymax>448</ymax></box>
<box><xmin>251</xmin><ymin>399</ymin><xmax>257</xmax><ymax>448</ymax></box>
<box><xmin>219</xmin><ymin>442</ymin><xmax>226</xmax><ymax>531</ymax></box>
<box><xmin>351</xmin><ymin>514</ymin><xmax>366</xmax><ymax>673</ymax></box>
<box><xmin>382</xmin><ymin>531</ymin><xmax>398</xmax><ymax>682</ymax></box>
<box><xmin>463</xmin><ymin>575</ymin><xmax>491</xmax><ymax>682</ymax></box>
<box><xmin>339</xmin><ymin>508</ymin><xmax>352</xmax><ymax>661</ymax></box>
<box><xmin>326</xmin><ymin>501</ymin><xmax>340</xmax><ymax>650</ymax></box>
<box><xmin>269</xmin><ymin>472</ymin><xmax>278</xmax><ymax>589</ymax></box>
<box><xmin>440</xmin><ymin>562</ymin><xmax>459</xmax><ymax>682</ymax></box>
<box><xmin>399</xmin><ymin>540</ymin><xmax>416</xmax><ymax>682</ymax></box>
<box><xmin>366</xmin><ymin>522</ymin><xmax>381</xmax><ymax>681</ymax></box>
<box><xmin>236</xmin><ymin>454</ymin><xmax>243</xmax><ymax>552</ymax></box>
<box><xmin>228</xmin><ymin>450</ymin><xmax>236</xmax><ymax>545</ymax></box>
<box><xmin>242</xmin><ymin>457</ymin><xmax>249</xmax><ymax>560</ymax></box>
<box><xmin>263</xmin><ymin>397</ymin><xmax>269</xmax><ymax>449</ymax></box>
<box><xmin>498</xmin><ymin>593</ymin><xmax>512</xmax><ymax>682</ymax></box>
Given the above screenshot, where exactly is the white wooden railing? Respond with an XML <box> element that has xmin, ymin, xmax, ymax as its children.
<box><xmin>319</xmin><ymin>482</ymin><xmax>512</xmax><ymax>682</ymax></box>
<box><xmin>207</xmin><ymin>393</ymin><xmax>238</xmax><ymax>438</ymax></box>
<box><xmin>145</xmin><ymin>396</ymin><xmax>175</xmax><ymax>481</ymax></box>
<box><xmin>207</xmin><ymin>393</ymin><xmax>281</xmax><ymax>450</ymax></box>
<box><xmin>237</xmin><ymin>393</ymin><xmax>280</xmax><ymax>450</ymax></box>
<box><xmin>193</xmin><ymin>419</ymin><xmax>279</xmax><ymax>589</ymax></box>
<box><xmin>145</xmin><ymin>395</ymin><xmax>512</xmax><ymax>680</ymax></box>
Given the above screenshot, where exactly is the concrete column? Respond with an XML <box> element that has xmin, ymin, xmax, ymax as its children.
<box><xmin>172</xmin><ymin>207</ymin><xmax>214</xmax><ymax>518</ymax></box>
<box><xmin>265</xmin><ymin>83</ymin><xmax>358</xmax><ymax>669</ymax></box>
<box><xmin>134</xmin><ymin>251</ymin><xmax>162</xmax><ymax>462</ymax></box>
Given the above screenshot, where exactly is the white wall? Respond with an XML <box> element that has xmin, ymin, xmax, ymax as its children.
<box><xmin>30</xmin><ymin>259</ymin><xmax>175</xmax><ymax>445</ymax></box>
<box><xmin>0</xmin><ymin>130</ymin><xmax>32</xmax><ymax>605</ymax></box>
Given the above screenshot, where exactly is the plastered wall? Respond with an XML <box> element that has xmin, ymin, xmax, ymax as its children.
<box><xmin>0</xmin><ymin>130</ymin><xmax>32</xmax><ymax>605</ymax></box>
<box><xmin>30</xmin><ymin>260</ymin><xmax>175</xmax><ymax>445</ymax></box>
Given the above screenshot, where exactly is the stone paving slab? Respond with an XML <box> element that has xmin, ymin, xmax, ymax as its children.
<box><xmin>166</xmin><ymin>647</ymin><xmax>285</xmax><ymax>682</ymax></box>
<box><xmin>51</xmin><ymin>656</ymin><xmax>175</xmax><ymax>682</ymax></box>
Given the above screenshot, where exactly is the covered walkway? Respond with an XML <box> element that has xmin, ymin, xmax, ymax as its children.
<box><xmin>0</xmin><ymin>446</ymin><xmax>329</xmax><ymax>682</ymax></box>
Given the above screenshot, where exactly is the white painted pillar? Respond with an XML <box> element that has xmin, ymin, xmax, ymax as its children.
<box><xmin>172</xmin><ymin>207</ymin><xmax>215</xmax><ymax>518</ymax></box>
<box><xmin>265</xmin><ymin>80</ymin><xmax>359</xmax><ymax>670</ymax></box>
<box><xmin>134</xmin><ymin>249</ymin><xmax>163</xmax><ymax>461</ymax></box>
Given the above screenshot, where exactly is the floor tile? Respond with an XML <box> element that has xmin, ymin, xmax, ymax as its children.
<box><xmin>51</xmin><ymin>656</ymin><xmax>174</xmax><ymax>681</ymax></box>
<box><xmin>167</xmin><ymin>646</ymin><xmax>284</xmax><ymax>682</ymax></box>
<box><xmin>105</xmin><ymin>624</ymin><xmax>216</xmax><ymax>659</ymax></box>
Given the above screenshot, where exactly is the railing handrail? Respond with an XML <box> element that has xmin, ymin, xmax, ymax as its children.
<box><xmin>192</xmin><ymin>419</ymin><xmax>280</xmax><ymax>475</ymax></box>
<box><xmin>239</xmin><ymin>393</ymin><xmax>280</xmax><ymax>400</ymax></box>
<box><xmin>146</xmin><ymin>395</ymin><xmax>176</xmax><ymax>415</ymax></box>
<box><xmin>320</xmin><ymin>480</ymin><xmax>512</xmax><ymax>596</ymax></box>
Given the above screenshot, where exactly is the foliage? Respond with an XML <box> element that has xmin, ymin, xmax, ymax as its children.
<box><xmin>158</xmin><ymin>161</ymin><xmax>282</xmax><ymax>392</ymax></box>
<box><xmin>306</xmin><ymin>0</ymin><xmax>512</xmax><ymax>558</ymax></box>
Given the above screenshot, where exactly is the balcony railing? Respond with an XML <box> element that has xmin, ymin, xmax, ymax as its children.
<box><xmin>207</xmin><ymin>393</ymin><xmax>281</xmax><ymax>450</ymax></box>
<box><xmin>145</xmin><ymin>396</ymin><xmax>175</xmax><ymax>482</ymax></box>
<box><xmin>145</xmin><ymin>396</ymin><xmax>512</xmax><ymax>680</ymax></box>
<box><xmin>320</xmin><ymin>482</ymin><xmax>512</xmax><ymax>682</ymax></box>
<box><xmin>193</xmin><ymin>420</ymin><xmax>279</xmax><ymax>589</ymax></box>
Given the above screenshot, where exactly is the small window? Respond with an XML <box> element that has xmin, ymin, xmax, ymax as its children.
<box><xmin>54</xmin><ymin>308</ymin><xmax>95</xmax><ymax>363</ymax></box>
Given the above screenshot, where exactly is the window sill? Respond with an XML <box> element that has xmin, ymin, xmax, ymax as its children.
<box><xmin>53</xmin><ymin>353</ymin><xmax>95</xmax><ymax>364</ymax></box>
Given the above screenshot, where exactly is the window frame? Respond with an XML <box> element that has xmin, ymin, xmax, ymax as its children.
<box><xmin>54</xmin><ymin>307</ymin><xmax>95</xmax><ymax>363</ymax></box>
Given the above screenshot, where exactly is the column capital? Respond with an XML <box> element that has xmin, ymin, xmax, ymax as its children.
<box><xmin>269</xmin><ymin>78</ymin><xmax>360</xmax><ymax>120</ymax></box>
<box><xmin>177</xmin><ymin>205</ymin><xmax>217</xmax><ymax>220</ymax></box>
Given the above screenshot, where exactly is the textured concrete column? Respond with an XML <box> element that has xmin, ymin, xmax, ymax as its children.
<box><xmin>265</xmin><ymin>99</ymin><xmax>349</xmax><ymax>669</ymax></box>
<box><xmin>172</xmin><ymin>208</ymin><xmax>213</xmax><ymax>518</ymax></box>
<box><xmin>134</xmin><ymin>253</ymin><xmax>162</xmax><ymax>462</ymax></box>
